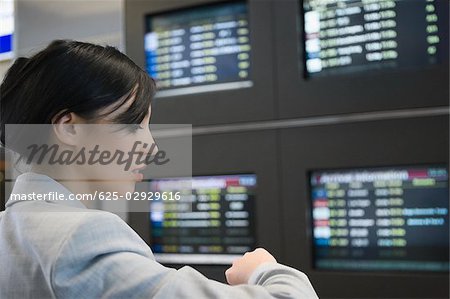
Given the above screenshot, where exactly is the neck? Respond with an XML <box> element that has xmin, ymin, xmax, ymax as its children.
<box><xmin>30</xmin><ymin>165</ymin><xmax>97</xmax><ymax>209</ymax></box>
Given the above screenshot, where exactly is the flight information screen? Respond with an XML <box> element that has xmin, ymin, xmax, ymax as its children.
<box><xmin>145</xmin><ymin>1</ymin><xmax>252</xmax><ymax>97</ymax></box>
<box><xmin>149</xmin><ymin>174</ymin><xmax>257</xmax><ymax>264</ymax></box>
<box><xmin>303</xmin><ymin>0</ymin><xmax>449</xmax><ymax>77</ymax></box>
<box><xmin>310</xmin><ymin>165</ymin><xmax>449</xmax><ymax>272</ymax></box>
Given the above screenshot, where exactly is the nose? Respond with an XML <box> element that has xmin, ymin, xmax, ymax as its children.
<box><xmin>143</xmin><ymin>127</ymin><xmax>158</xmax><ymax>156</ymax></box>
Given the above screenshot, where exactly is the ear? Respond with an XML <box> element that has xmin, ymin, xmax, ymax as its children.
<box><xmin>52</xmin><ymin>112</ymin><xmax>87</xmax><ymax>147</ymax></box>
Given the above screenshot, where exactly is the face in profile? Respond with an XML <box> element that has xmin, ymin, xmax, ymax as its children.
<box><xmin>75</xmin><ymin>106</ymin><xmax>157</xmax><ymax>196</ymax></box>
<box><xmin>40</xmin><ymin>94</ymin><xmax>158</xmax><ymax>197</ymax></box>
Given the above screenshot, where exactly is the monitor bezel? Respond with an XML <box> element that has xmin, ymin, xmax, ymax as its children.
<box><xmin>147</xmin><ymin>172</ymin><xmax>259</xmax><ymax>266</ymax></box>
<box><xmin>273</xmin><ymin>0</ymin><xmax>449</xmax><ymax>119</ymax></box>
<box><xmin>143</xmin><ymin>0</ymin><xmax>253</xmax><ymax>96</ymax></box>
<box><xmin>306</xmin><ymin>163</ymin><xmax>449</xmax><ymax>274</ymax></box>
<box><xmin>299</xmin><ymin>0</ymin><xmax>449</xmax><ymax>80</ymax></box>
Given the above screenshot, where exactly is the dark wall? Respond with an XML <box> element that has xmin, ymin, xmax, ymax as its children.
<box><xmin>274</xmin><ymin>0</ymin><xmax>449</xmax><ymax>118</ymax></box>
<box><xmin>125</xmin><ymin>0</ymin><xmax>277</xmax><ymax>126</ymax></box>
<box><xmin>126</xmin><ymin>0</ymin><xmax>449</xmax><ymax>124</ymax></box>
<box><xmin>126</xmin><ymin>0</ymin><xmax>450</xmax><ymax>298</ymax></box>
<box><xmin>279</xmin><ymin>116</ymin><xmax>449</xmax><ymax>298</ymax></box>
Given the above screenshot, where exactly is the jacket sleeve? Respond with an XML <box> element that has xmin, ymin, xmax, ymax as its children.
<box><xmin>51</xmin><ymin>211</ymin><xmax>319</xmax><ymax>299</ymax></box>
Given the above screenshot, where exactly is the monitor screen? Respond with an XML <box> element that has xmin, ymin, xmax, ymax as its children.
<box><xmin>310</xmin><ymin>165</ymin><xmax>449</xmax><ymax>272</ymax></box>
<box><xmin>145</xmin><ymin>1</ymin><xmax>252</xmax><ymax>97</ymax></box>
<box><xmin>149</xmin><ymin>174</ymin><xmax>257</xmax><ymax>264</ymax></box>
<box><xmin>303</xmin><ymin>0</ymin><xmax>449</xmax><ymax>77</ymax></box>
<box><xmin>0</xmin><ymin>0</ymin><xmax>14</xmax><ymax>61</ymax></box>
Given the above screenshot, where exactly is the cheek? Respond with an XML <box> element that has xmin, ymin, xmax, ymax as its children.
<box><xmin>77</xmin><ymin>131</ymin><xmax>142</xmax><ymax>176</ymax></box>
<box><xmin>110</xmin><ymin>131</ymin><xmax>139</xmax><ymax>149</ymax></box>
<box><xmin>97</xmin><ymin>133</ymin><xmax>137</xmax><ymax>156</ymax></box>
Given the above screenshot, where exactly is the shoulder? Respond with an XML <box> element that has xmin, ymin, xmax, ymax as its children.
<box><xmin>4</xmin><ymin>201</ymin><xmax>121</xmax><ymax>244</ymax></box>
<box><xmin>49</xmin><ymin>209</ymin><xmax>158</xmax><ymax>299</ymax></box>
<box><xmin>4</xmin><ymin>200</ymin><xmax>153</xmax><ymax>263</ymax></box>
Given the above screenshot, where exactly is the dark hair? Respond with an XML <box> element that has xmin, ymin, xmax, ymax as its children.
<box><xmin>0</xmin><ymin>39</ymin><xmax>156</xmax><ymax>147</ymax></box>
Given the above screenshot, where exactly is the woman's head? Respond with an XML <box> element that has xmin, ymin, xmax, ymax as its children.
<box><xmin>1</xmin><ymin>39</ymin><xmax>155</xmax><ymax>132</ymax></box>
<box><xmin>0</xmin><ymin>40</ymin><xmax>158</xmax><ymax>195</ymax></box>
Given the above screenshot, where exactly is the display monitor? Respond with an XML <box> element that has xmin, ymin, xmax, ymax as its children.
<box><xmin>303</xmin><ymin>0</ymin><xmax>449</xmax><ymax>77</ymax></box>
<box><xmin>149</xmin><ymin>174</ymin><xmax>257</xmax><ymax>264</ymax></box>
<box><xmin>0</xmin><ymin>0</ymin><xmax>14</xmax><ymax>61</ymax></box>
<box><xmin>144</xmin><ymin>1</ymin><xmax>252</xmax><ymax>97</ymax></box>
<box><xmin>310</xmin><ymin>165</ymin><xmax>449</xmax><ymax>272</ymax></box>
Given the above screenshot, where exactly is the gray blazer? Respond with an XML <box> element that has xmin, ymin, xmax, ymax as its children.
<box><xmin>0</xmin><ymin>173</ymin><xmax>319</xmax><ymax>299</ymax></box>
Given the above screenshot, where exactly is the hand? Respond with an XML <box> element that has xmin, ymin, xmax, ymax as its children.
<box><xmin>225</xmin><ymin>248</ymin><xmax>277</xmax><ymax>285</ymax></box>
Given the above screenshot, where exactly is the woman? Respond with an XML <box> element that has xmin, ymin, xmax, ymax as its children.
<box><xmin>0</xmin><ymin>40</ymin><xmax>318</xmax><ymax>298</ymax></box>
